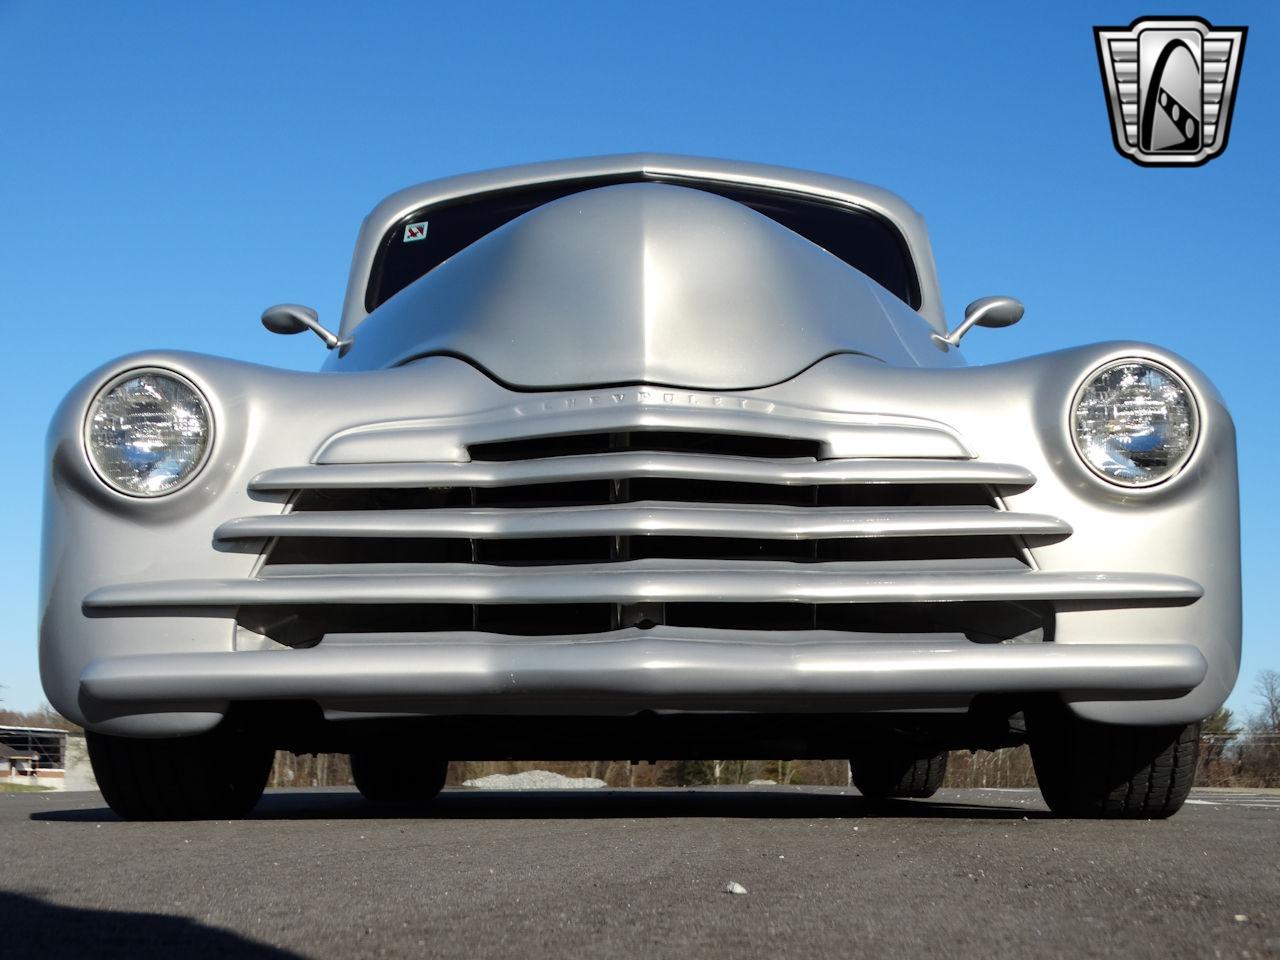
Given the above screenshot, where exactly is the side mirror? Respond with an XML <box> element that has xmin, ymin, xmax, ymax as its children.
<box><xmin>261</xmin><ymin>304</ymin><xmax>348</xmax><ymax>350</ymax></box>
<box><xmin>935</xmin><ymin>296</ymin><xmax>1024</xmax><ymax>347</ymax></box>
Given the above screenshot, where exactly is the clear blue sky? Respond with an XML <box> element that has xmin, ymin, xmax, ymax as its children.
<box><xmin>1</xmin><ymin>2</ymin><xmax>1275</xmax><ymax>718</ymax></box>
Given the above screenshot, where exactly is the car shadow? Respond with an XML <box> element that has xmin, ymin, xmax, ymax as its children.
<box><xmin>0</xmin><ymin>891</ymin><xmax>302</xmax><ymax>959</ymax></box>
<box><xmin>32</xmin><ymin>787</ymin><xmax>1051</xmax><ymax>822</ymax></box>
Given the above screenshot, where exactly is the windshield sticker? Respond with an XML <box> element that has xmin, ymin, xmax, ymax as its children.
<box><xmin>403</xmin><ymin>221</ymin><xmax>429</xmax><ymax>242</ymax></box>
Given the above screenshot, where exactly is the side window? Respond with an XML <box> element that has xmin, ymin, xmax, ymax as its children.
<box><xmin>365</xmin><ymin>180</ymin><xmax>921</xmax><ymax>312</ymax></box>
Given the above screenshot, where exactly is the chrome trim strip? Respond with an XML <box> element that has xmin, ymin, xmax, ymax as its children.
<box><xmin>215</xmin><ymin>502</ymin><xmax>1070</xmax><ymax>542</ymax></box>
<box><xmin>83</xmin><ymin>562</ymin><xmax>1202</xmax><ymax>609</ymax></box>
<box><xmin>249</xmin><ymin>455</ymin><xmax>1037</xmax><ymax>492</ymax></box>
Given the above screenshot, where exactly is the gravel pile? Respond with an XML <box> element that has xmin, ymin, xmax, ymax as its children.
<box><xmin>461</xmin><ymin>770</ymin><xmax>607</xmax><ymax>790</ymax></box>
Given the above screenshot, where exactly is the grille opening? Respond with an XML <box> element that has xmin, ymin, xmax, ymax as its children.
<box><xmin>263</xmin><ymin>536</ymin><xmax>614</xmax><ymax>567</ymax></box>
<box><xmin>628</xmin><ymin>537</ymin><xmax>815</xmax><ymax>563</ymax></box>
<box><xmin>475</xmin><ymin>603</ymin><xmax>613</xmax><ymax>635</ymax></box>
<box><xmin>240</xmin><ymin>603</ymin><xmax>614</xmax><ymax>645</ymax></box>
<box><xmin>290</xmin><ymin>481</ymin><xmax>998</xmax><ymax>513</ymax></box>
<box><xmin>237</xmin><ymin>600</ymin><xmax>1050</xmax><ymax>647</ymax></box>
<box><xmin>266</xmin><ymin>537</ymin><xmax>471</xmax><ymax>566</ymax></box>
<box><xmin>287</xmin><ymin>481</ymin><xmax>997</xmax><ymax>513</ymax></box>
<box><xmin>240</xmin><ymin>604</ymin><xmax>474</xmax><ymax>648</ymax></box>
<box><xmin>292</xmin><ymin>487</ymin><xmax>473</xmax><ymax>512</ymax></box>
<box><xmin>814</xmin><ymin>535</ymin><xmax>1023</xmax><ymax>562</ymax></box>
<box><xmin>627</xmin><ymin>535</ymin><xmax>1024</xmax><ymax>563</ymax></box>
<box><xmin>262</xmin><ymin>534</ymin><xmax>1027</xmax><ymax>566</ymax></box>
<box><xmin>473</xmin><ymin>537</ymin><xmax>613</xmax><ymax>566</ymax></box>
<box><xmin>468</xmin><ymin>430</ymin><xmax>823</xmax><ymax>462</ymax></box>
<box><xmin>665</xmin><ymin>603</ymin><xmax>819</xmax><ymax>631</ymax></box>
<box><xmin>630</xmin><ymin>478</ymin><xmax>817</xmax><ymax>506</ymax></box>
<box><xmin>292</xmin><ymin>481</ymin><xmax>616</xmax><ymax>513</ymax></box>
<box><xmin>664</xmin><ymin>600</ymin><xmax>1048</xmax><ymax>638</ymax></box>
<box><xmin>472</xmin><ymin>481</ymin><xmax>613</xmax><ymax>508</ymax></box>
<box><xmin>819</xmin><ymin>600</ymin><xmax>1047</xmax><ymax>638</ymax></box>
<box><xmin>626</xmin><ymin>479</ymin><xmax>995</xmax><ymax>508</ymax></box>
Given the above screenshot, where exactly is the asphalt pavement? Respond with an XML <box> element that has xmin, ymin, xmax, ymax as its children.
<box><xmin>2</xmin><ymin>786</ymin><xmax>1277</xmax><ymax>959</ymax></box>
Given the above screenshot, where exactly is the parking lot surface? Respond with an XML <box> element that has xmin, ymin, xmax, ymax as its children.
<box><xmin>2</xmin><ymin>786</ymin><xmax>1277</xmax><ymax>958</ymax></box>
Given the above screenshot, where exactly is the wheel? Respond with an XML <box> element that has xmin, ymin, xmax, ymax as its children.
<box><xmin>350</xmin><ymin>747</ymin><xmax>448</xmax><ymax>807</ymax></box>
<box><xmin>850</xmin><ymin>749</ymin><xmax>948</xmax><ymax>799</ymax></box>
<box><xmin>1028</xmin><ymin>706</ymin><xmax>1200</xmax><ymax>819</ymax></box>
<box><xmin>87</xmin><ymin>728</ymin><xmax>273</xmax><ymax>821</ymax></box>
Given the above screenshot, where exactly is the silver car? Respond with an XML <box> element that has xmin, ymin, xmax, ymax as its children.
<box><xmin>41</xmin><ymin>155</ymin><xmax>1239</xmax><ymax>819</ymax></box>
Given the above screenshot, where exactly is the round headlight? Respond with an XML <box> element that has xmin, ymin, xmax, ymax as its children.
<box><xmin>85</xmin><ymin>370</ymin><xmax>212</xmax><ymax>497</ymax></box>
<box><xmin>1071</xmin><ymin>359</ymin><xmax>1198</xmax><ymax>487</ymax></box>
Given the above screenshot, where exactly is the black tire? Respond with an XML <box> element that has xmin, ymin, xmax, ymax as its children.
<box><xmin>850</xmin><ymin>749</ymin><xmax>948</xmax><ymax>799</ymax></box>
<box><xmin>1028</xmin><ymin>706</ymin><xmax>1200</xmax><ymax>819</ymax></box>
<box><xmin>350</xmin><ymin>748</ymin><xmax>448</xmax><ymax>807</ymax></box>
<box><xmin>87</xmin><ymin>728</ymin><xmax>273</xmax><ymax>821</ymax></box>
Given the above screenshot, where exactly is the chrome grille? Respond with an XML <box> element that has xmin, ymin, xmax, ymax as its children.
<box><xmin>214</xmin><ymin>429</ymin><xmax>1073</xmax><ymax>647</ymax></box>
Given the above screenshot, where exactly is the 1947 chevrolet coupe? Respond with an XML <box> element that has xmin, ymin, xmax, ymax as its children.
<box><xmin>41</xmin><ymin>155</ymin><xmax>1239</xmax><ymax>820</ymax></box>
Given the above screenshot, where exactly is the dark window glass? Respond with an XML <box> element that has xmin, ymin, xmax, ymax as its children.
<box><xmin>364</xmin><ymin>176</ymin><xmax>921</xmax><ymax>313</ymax></box>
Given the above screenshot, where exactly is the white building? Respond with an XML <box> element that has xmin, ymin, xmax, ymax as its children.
<box><xmin>0</xmin><ymin>726</ymin><xmax>96</xmax><ymax>791</ymax></box>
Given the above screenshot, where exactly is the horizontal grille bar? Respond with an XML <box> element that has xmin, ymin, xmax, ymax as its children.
<box><xmin>248</xmin><ymin>455</ymin><xmax>1036</xmax><ymax>492</ymax></box>
<box><xmin>78</xmin><ymin>632</ymin><xmax>1209</xmax><ymax>707</ymax></box>
<box><xmin>84</xmin><ymin>562</ymin><xmax>1202</xmax><ymax>609</ymax></box>
<box><xmin>215</xmin><ymin>502</ymin><xmax>1070</xmax><ymax>542</ymax></box>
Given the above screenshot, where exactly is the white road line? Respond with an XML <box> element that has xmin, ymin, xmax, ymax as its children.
<box><xmin>1186</xmin><ymin>797</ymin><xmax>1280</xmax><ymax>810</ymax></box>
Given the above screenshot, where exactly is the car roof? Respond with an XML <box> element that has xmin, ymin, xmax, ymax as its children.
<box><xmin>339</xmin><ymin>153</ymin><xmax>946</xmax><ymax>336</ymax></box>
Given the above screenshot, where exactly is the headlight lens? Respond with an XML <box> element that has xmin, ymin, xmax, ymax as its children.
<box><xmin>86</xmin><ymin>371</ymin><xmax>212</xmax><ymax>496</ymax></box>
<box><xmin>1072</xmin><ymin>359</ymin><xmax>1198</xmax><ymax>487</ymax></box>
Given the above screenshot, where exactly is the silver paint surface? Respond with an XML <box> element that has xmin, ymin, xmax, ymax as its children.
<box><xmin>335</xmin><ymin>153</ymin><xmax>949</xmax><ymax>335</ymax></box>
<box><xmin>330</xmin><ymin>182</ymin><xmax>957</xmax><ymax>389</ymax></box>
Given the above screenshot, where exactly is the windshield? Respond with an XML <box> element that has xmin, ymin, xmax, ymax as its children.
<box><xmin>365</xmin><ymin>177</ymin><xmax>922</xmax><ymax>313</ymax></box>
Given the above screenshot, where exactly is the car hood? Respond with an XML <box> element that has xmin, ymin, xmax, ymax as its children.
<box><xmin>327</xmin><ymin>183</ymin><xmax>960</xmax><ymax>388</ymax></box>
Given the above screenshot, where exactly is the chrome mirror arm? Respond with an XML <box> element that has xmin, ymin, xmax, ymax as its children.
<box><xmin>934</xmin><ymin>296</ymin><xmax>1025</xmax><ymax>346</ymax></box>
<box><xmin>261</xmin><ymin>304</ymin><xmax>352</xmax><ymax>351</ymax></box>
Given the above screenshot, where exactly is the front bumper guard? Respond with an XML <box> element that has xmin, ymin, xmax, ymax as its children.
<box><xmin>78</xmin><ymin>628</ymin><xmax>1208</xmax><ymax>715</ymax></box>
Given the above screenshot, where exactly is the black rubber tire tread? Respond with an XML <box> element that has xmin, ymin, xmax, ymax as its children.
<box><xmin>1029</xmin><ymin>706</ymin><xmax>1199</xmax><ymax>819</ymax></box>
<box><xmin>850</xmin><ymin>749</ymin><xmax>948</xmax><ymax>799</ymax></box>
<box><xmin>350</xmin><ymin>749</ymin><xmax>449</xmax><ymax>807</ymax></box>
<box><xmin>87</xmin><ymin>729</ymin><xmax>273</xmax><ymax>821</ymax></box>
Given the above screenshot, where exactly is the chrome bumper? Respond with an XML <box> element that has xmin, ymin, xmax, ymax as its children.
<box><xmin>79</xmin><ymin>628</ymin><xmax>1208</xmax><ymax>714</ymax></box>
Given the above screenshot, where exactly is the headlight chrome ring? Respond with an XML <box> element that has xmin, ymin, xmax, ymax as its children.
<box><xmin>1070</xmin><ymin>358</ymin><xmax>1199</xmax><ymax>488</ymax></box>
<box><xmin>84</xmin><ymin>368</ymin><xmax>214</xmax><ymax>498</ymax></box>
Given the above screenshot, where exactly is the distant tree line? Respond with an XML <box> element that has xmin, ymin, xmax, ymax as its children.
<box><xmin>1193</xmin><ymin>670</ymin><xmax>1280</xmax><ymax>788</ymax></box>
<box><xmin>0</xmin><ymin>703</ymin><xmax>80</xmax><ymax>732</ymax></box>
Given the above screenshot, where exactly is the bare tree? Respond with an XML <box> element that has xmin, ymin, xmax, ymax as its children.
<box><xmin>1234</xmin><ymin>671</ymin><xmax>1280</xmax><ymax>787</ymax></box>
<box><xmin>1252</xmin><ymin>670</ymin><xmax>1280</xmax><ymax>735</ymax></box>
